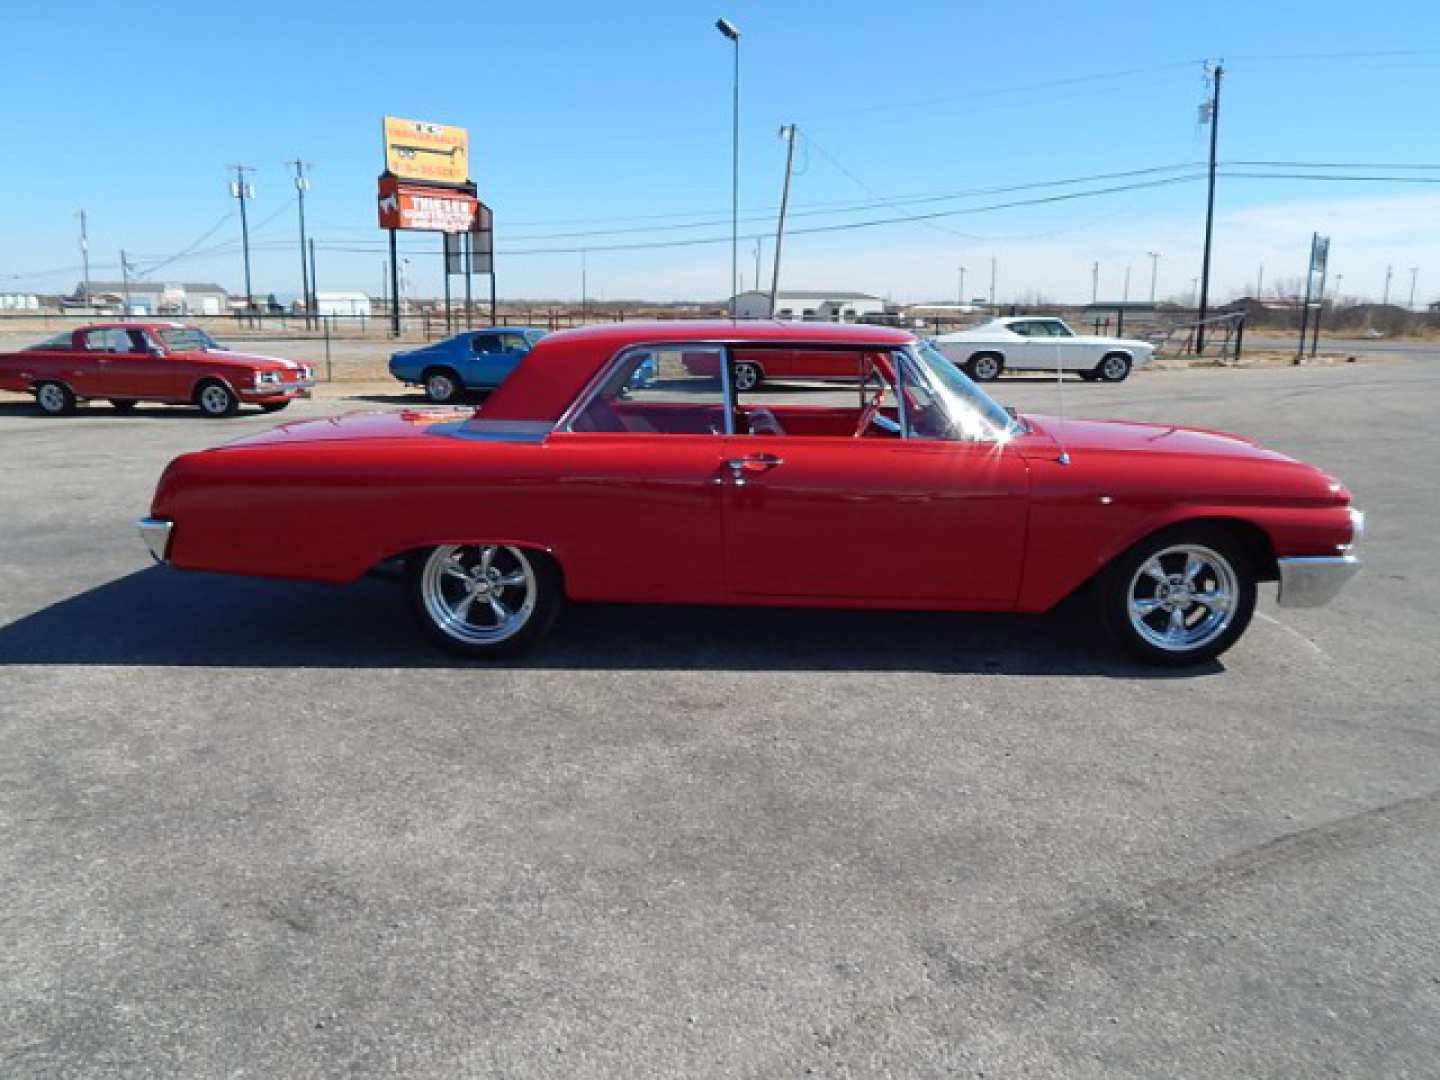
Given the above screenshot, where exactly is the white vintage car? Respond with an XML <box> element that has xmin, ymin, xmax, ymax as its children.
<box><xmin>933</xmin><ymin>316</ymin><xmax>1155</xmax><ymax>382</ymax></box>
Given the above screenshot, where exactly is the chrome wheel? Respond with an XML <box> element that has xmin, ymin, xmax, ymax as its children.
<box><xmin>420</xmin><ymin>544</ymin><xmax>537</xmax><ymax>645</ymax></box>
<box><xmin>1126</xmin><ymin>543</ymin><xmax>1238</xmax><ymax>653</ymax></box>
<box><xmin>36</xmin><ymin>383</ymin><xmax>69</xmax><ymax>414</ymax></box>
<box><xmin>1100</xmin><ymin>354</ymin><xmax>1131</xmax><ymax>382</ymax></box>
<box><xmin>198</xmin><ymin>383</ymin><xmax>235</xmax><ymax>416</ymax></box>
<box><xmin>425</xmin><ymin>372</ymin><xmax>458</xmax><ymax>402</ymax></box>
<box><xmin>732</xmin><ymin>362</ymin><xmax>761</xmax><ymax>392</ymax></box>
<box><xmin>970</xmin><ymin>354</ymin><xmax>1001</xmax><ymax>381</ymax></box>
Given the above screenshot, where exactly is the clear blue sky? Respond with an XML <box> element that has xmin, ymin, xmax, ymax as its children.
<box><xmin>2</xmin><ymin>0</ymin><xmax>1438</xmax><ymax>305</ymax></box>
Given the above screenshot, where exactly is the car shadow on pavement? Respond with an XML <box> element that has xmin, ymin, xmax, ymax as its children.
<box><xmin>0</xmin><ymin>401</ymin><xmax>277</xmax><ymax>421</ymax></box>
<box><xmin>0</xmin><ymin>567</ymin><xmax>1219</xmax><ymax>678</ymax></box>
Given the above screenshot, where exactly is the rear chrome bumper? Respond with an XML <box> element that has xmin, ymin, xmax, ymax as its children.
<box><xmin>137</xmin><ymin>517</ymin><xmax>173</xmax><ymax>563</ymax></box>
<box><xmin>1277</xmin><ymin>507</ymin><xmax>1363</xmax><ymax>608</ymax></box>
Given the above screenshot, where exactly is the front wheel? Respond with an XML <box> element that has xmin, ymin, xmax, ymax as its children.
<box><xmin>1095</xmin><ymin>353</ymin><xmax>1132</xmax><ymax>382</ymax></box>
<box><xmin>408</xmin><ymin>544</ymin><xmax>564</xmax><ymax>658</ymax></box>
<box><xmin>195</xmin><ymin>381</ymin><xmax>239</xmax><ymax>418</ymax></box>
<box><xmin>1098</xmin><ymin>527</ymin><xmax>1256</xmax><ymax>665</ymax></box>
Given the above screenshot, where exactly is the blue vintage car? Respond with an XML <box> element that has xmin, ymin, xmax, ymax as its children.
<box><xmin>389</xmin><ymin>327</ymin><xmax>547</xmax><ymax>402</ymax></box>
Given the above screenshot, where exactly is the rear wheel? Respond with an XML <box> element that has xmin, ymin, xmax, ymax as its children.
<box><xmin>35</xmin><ymin>381</ymin><xmax>76</xmax><ymax>416</ymax></box>
<box><xmin>1095</xmin><ymin>352</ymin><xmax>1132</xmax><ymax>382</ymax></box>
<box><xmin>258</xmin><ymin>401</ymin><xmax>291</xmax><ymax>414</ymax></box>
<box><xmin>423</xmin><ymin>368</ymin><xmax>461</xmax><ymax>403</ymax></box>
<box><xmin>1099</xmin><ymin>526</ymin><xmax>1256</xmax><ymax>665</ymax></box>
<box><xmin>966</xmin><ymin>353</ymin><xmax>1003</xmax><ymax>381</ymax></box>
<box><xmin>408</xmin><ymin>544</ymin><xmax>564</xmax><ymax>658</ymax></box>
<box><xmin>195</xmin><ymin>380</ymin><xmax>239</xmax><ymax>418</ymax></box>
<box><xmin>110</xmin><ymin>399</ymin><xmax>138</xmax><ymax>412</ymax></box>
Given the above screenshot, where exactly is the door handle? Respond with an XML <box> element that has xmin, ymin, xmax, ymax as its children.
<box><xmin>725</xmin><ymin>453</ymin><xmax>784</xmax><ymax>478</ymax></box>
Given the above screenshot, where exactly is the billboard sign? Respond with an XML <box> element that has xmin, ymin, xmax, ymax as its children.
<box><xmin>382</xmin><ymin>116</ymin><xmax>469</xmax><ymax>186</ymax></box>
<box><xmin>378</xmin><ymin>176</ymin><xmax>479</xmax><ymax>232</ymax></box>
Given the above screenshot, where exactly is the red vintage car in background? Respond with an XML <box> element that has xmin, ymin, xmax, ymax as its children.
<box><xmin>138</xmin><ymin>321</ymin><xmax>1362</xmax><ymax>665</ymax></box>
<box><xmin>0</xmin><ymin>322</ymin><xmax>315</xmax><ymax>417</ymax></box>
<box><xmin>682</xmin><ymin>345</ymin><xmax>867</xmax><ymax>390</ymax></box>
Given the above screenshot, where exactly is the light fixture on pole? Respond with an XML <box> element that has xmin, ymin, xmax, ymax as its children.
<box><xmin>288</xmin><ymin>159</ymin><xmax>313</xmax><ymax>327</ymax></box>
<box><xmin>227</xmin><ymin>164</ymin><xmax>256</xmax><ymax>317</ymax></box>
<box><xmin>716</xmin><ymin>17</ymin><xmax>740</xmax><ymax>317</ymax></box>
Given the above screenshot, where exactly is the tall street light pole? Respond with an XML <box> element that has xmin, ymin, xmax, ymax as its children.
<box><xmin>77</xmin><ymin>210</ymin><xmax>91</xmax><ymax>307</ymax></box>
<box><xmin>1146</xmin><ymin>251</ymin><xmax>1160</xmax><ymax>303</ymax></box>
<box><xmin>1383</xmin><ymin>264</ymin><xmax>1393</xmax><ymax>306</ymax></box>
<box><xmin>288</xmin><ymin>160</ymin><xmax>313</xmax><ymax>327</ymax></box>
<box><xmin>228</xmin><ymin>164</ymin><xmax>256</xmax><ymax>319</ymax></box>
<box><xmin>716</xmin><ymin>18</ymin><xmax>741</xmax><ymax>317</ymax></box>
<box><xmin>1196</xmin><ymin>61</ymin><xmax>1223</xmax><ymax>354</ymax></box>
<box><xmin>1408</xmin><ymin>267</ymin><xmax>1419</xmax><ymax>310</ymax></box>
<box><xmin>769</xmin><ymin>123</ymin><xmax>797</xmax><ymax>318</ymax></box>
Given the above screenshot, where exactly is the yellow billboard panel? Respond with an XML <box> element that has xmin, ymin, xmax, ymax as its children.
<box><xmin>382</xmin><ymin>116</ymin><xmax>470</xmax><ymax>186</ymax></box>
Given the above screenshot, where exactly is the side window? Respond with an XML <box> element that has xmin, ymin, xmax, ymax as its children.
<box><xmin>497</xmin><ymin>333</ymin><xmax>528</xmax><ymax>352</ymax></box>
<box><xmin>1047</xmin><ymin>321</ymin><xmax>1074</xmax><ymax>337</ymax></box>
<box><xmin>570</xmin><ymin>346</ymin><xmax>726</xmax><ymax>435</ymax></box>
<box><xmin>471</xmin><ymin>334</ymin><xmax>499</xmax><ymax>355</ymax></box>
<box><xmin>124</xmin><ymin>329</ymin><xmax>151</xmax><ymax>352</ymax></box>
<box><xmin>83</xmin><ymin>328</ymin><xmax>130</xmax><ymax>352</ymax></box>
<box><xmin>1007</xmin><ymin>321</ymin><xmax>1033</xmax><ymax>337</ymax></box>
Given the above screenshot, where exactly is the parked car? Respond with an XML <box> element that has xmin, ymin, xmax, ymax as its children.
<box><xmin>683</xmin><ymin>346</ymin><xmax>873</xmax><ymax>390</ymax></box>
<box><xmin>138</xmin><ymin>321</ymin><xmax>1362</xmax><ymax>665</ymax></box>
<box><xmin>933</xmin><ymin>316</ymin><xmax>1155</xmax><ymax>382</ymax></box>
<box><xmin>0</xmin><ymin>323</ymin><xmax>314</xmax><ymax>417</ymax></box>
<box><xmin>389</xmin><ymin>327</ymin><xmax>546</xmax><ymax>402</ymax></box>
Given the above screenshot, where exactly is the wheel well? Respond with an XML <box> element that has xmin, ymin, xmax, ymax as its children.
<box><xmin>1101</xmin><ymin>350</ymin><xmax>1132</xmax><ymax>361</ymax></box>
<box><xmin>380</xmin><ymin>543</ymin><xmax>568</xmax><ymax>590</ymax></box>
<box><xmin>422</xmin><ymin>365</ymin><xmax>460</xmax><ymax>381</ymax></box>
<box><xmin>1127</xmin><ymin>517</ymin><xmax>1279</xmax><ymax>583</ymax></box>
<box><xmin>969</xmin><ymin>350</ymin><xmax>1003</xmax><ymax>362</ymax></box>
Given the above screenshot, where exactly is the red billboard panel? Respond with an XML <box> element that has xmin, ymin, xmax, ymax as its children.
<box><xmin>378</xmin><ymin>176</ymin><xmax>479</xmax><ymax>232</ymax></box>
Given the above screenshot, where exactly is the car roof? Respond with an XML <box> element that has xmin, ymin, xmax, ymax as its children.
<box><xmin>481</xmin><ymin>319</ymin><xmax>914</xmax><ymax>423</ymax></box>
<box><xmin>73</xmin><ymin>321</ymin><xmax>190</xmax><ymax>333</ymax></box>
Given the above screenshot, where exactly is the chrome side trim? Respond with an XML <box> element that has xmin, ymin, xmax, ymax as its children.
<box><xmin>137</xmin><ymin>517</ymin><xmax>173</xmax><ymax>563</ymax></box>
<box><xmin>1276</xmin><ymin>555</ymin><xmax>1360</xmax><ymax>608</ymax></box>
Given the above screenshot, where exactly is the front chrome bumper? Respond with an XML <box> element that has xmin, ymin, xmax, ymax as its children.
<box><xmin>1276</xmin><ymin>508</ymin><xmax>1364</xmax><ymax>608</ymax></box>
<box><xmin>137</xmin><ymin>517</ymin><xmax>173</xmax><ymax>563</ymax></box>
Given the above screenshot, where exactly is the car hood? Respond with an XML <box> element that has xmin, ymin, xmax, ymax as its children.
<box><xmin>217</xmin><ymin>408</ymin><xmax>476</xmax><ymax>448</ymax></box>
<box><xmin>1016</xmin><ymin>414</ymin><xmax>1297</xmax><ymax>464</ymax></box>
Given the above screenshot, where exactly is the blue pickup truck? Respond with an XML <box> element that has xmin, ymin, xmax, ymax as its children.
<box><xmin>388</xmin><ymin>327</ymin><xmax>547</xmax><ymax>402</ymax></box>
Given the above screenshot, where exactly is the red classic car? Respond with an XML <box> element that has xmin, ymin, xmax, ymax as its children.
<box><xmin>0</xmin><ymin>322</ymin><xmax>315</xmax><ymax>417</ymax></box>
<box><xmin>137</xmin><ymin>321</ymin><xmax>1362</xmax><ymax>665</ymax></box>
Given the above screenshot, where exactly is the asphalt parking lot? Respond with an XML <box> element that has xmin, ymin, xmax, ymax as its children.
<box><xmin>2</xmin><ymin>357</ymin><xmax>1437</xmax><ymax>1078</ymax></box>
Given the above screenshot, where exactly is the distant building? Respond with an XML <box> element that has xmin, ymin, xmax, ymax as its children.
<box><xmin>314</xmin><ymin>292</ymin><xmax>372</xmax><ymax>317</ymax></box>
<box><xmin>69</xmin><ymin>281</ymin><xmax>229</xmax><ymax>316</ymax></box>
<box><xmin>730</xmin><ymin>289</ymin><xmax>885</xmax><ymax>321</ymax></box>
<box><xmin>0</xmin><ymin>293</ymin><xmax>40</xmax><ymax>311</ymax></box>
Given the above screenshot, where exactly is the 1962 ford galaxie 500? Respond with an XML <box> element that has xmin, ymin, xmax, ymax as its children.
<box><xmin>137</xmin><ymin>321</ymin><xmax>1361</xmax><ymax>664</ymax></box>
<box><xmin>0</xmin><ymin>322</ymin><xmax>314</xmax><ymax>416</ymax></box>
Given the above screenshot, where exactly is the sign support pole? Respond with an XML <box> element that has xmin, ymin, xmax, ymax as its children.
<box><xmin>490</xmin><ymin>269</ymin><xmax>497</xmax><ymax>324</ymax></box>
<box><xmin>464</xmin><ymin>238</ymin><xmax>473</xmax><ymax>327</ymax></box>
<box><xmin>389</xmin><ymin>229</ymin><xmax>401</xmax><ymax>337</ymax></box>
<box><xmin>1296</xmin><ymin>232</ymin><xmax>1316</xmax><ymax>363</ymax></box>
<box><xmin>443</xmin><ymin>237</ymin><xmax>453</xmax><ymax>335</ymax></box>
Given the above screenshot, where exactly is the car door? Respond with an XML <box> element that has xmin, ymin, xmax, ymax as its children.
<box><xmin>1032</xmin><ymin>319</ymin><xmax>1087</xmax><ymax>371</ymax></box>
<box><xmin>97</xmin><ymin>328</ymin><xmax>172</xmax><ymax>398</ymax></box>
<box><xmin>1002</xmin><ymin>320</ymin><xmax>1045</xmax><ymax>369</ymax></box>
<box><xmin>536</xmin><ymin>344</ymin><xmax>731</xmax><ymax>603</ymax></box>
<box><xmin>466</xmin><ymin>332</ymin><xmax>526</xmax><ymax>389</ymax></box>
<box><xmin>77</xmin><ymin>327</ymin><xmax>136</xmax><ymax>396</ymax></box>
<box><xmin>721</xmin><ymin>350</ymin><xmax>1030</xmax><ymax>609</ymax></box>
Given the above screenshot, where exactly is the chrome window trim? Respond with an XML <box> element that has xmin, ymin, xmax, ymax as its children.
<box><xmin>554</xmin><ymin>338</ymin><xmax>906</xmax><ymax>435</ymax></box>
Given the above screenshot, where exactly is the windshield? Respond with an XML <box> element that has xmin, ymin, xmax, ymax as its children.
<box><xmin>157</xmin><ymin>327</ymin><xmax>221</xmax><ymax>351</ymax></box>
<box><xmin>905</xmin><ymin>342</ymin><xmax>1018</xmax><ymax>442</ymax></box>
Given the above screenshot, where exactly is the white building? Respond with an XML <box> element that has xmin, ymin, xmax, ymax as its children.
<box><xmin>314</xmin><ymin>292</ymin><xmax>372</xmax><ymax>317</ymax></box>
<box><xmin>0</xmin><ymin>293</ymin><xmax>40</xmax><ymax>311</ymax></box>
<box><xmin>730</xmin><ymin>290</ymin><xmax>885</xmax><ymax>322</ymax></box>
<box><xmin>69</xmin><ymin>281</ymin><xmax>229</xmax><ymax>316</ymax></box>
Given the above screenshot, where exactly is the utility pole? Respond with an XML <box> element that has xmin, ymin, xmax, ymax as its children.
<box><xmin>1408</xmin><ymin>267</ymin><xmax>1419</xmax><ymax>310</ymax></box>
<box><xmin>958</xmin><ymin>265</ymin><xmax>966</xmax><ymax>307</ymax></box>
<box><xmin>753</xmin><ymin>238</ymin><xmax>762</xmax><ymax>296</ymax></box>
<box><xmin>119</xmin><ymin>249</ymin><xmax>132</xmax><ymax>317</ymax></box>
<box><xmin>769</xmin><ymin>123</ymin><xmax>797</xmax><ymax>317</ymax></box>
<box><xmin>1256</xmin><ymin>262</ymin><xmax>1264</xmax><ymax>298</ymax></box>
<box><xmin>989</xmin><ymin>257</ymin><xmax>997</xmax><ymax>310</ymax></box>
<box><xmin>228</xmin><ymin>164</ymin><xmax>256</xmax><ymax>320</ymax></box>
<box><xmin>77</xmin><ymin>210</ymin><xmax>91</xmax><ymax>307</ymax></box>
<box><xmin>287</xmin><ymin>159</ymin><xmax>313</xmax><ymax>327</ymax></box>
<box><xmin>1147</xmin><ymin>251</ymin><xmax>1160</xmax><ymax>303</ymax></box>
<box><xmin>715</xmin><ymin>18</ymin><xmax>741</xmax><ymax>315</ymax></box>
<box><xmin>1123</xmin><ymin>265</ymin><xmax>1132</xmax><ymax>303</ymax></box>
<box><xmin>580</xmin><ymin>250</ymin><xmax>587</xmax><ymax>322</ymax></box>
<box><xmin>308</xmin><ymin>238</ymin><xmax>319</xmax><ymax>323</ymax></box>
<box><xmin>1382</xmin><ymin>264</ymin><xmax>1393</xmax><ymax>306</ymax></box>
<box><xmin>1091</xmin><ymin>261</ymin><xmax>1099</xmax><ymax>303</ymax></box>
<box><xmin>1333</xmin><ymin>273</ymin><xmax>1343</xmax><ymax>303</ymax></box>
<box><xmin>1195</xmin><ymin>61</ymin><xmax>1223</xmax><ymax>353</ymax></box>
